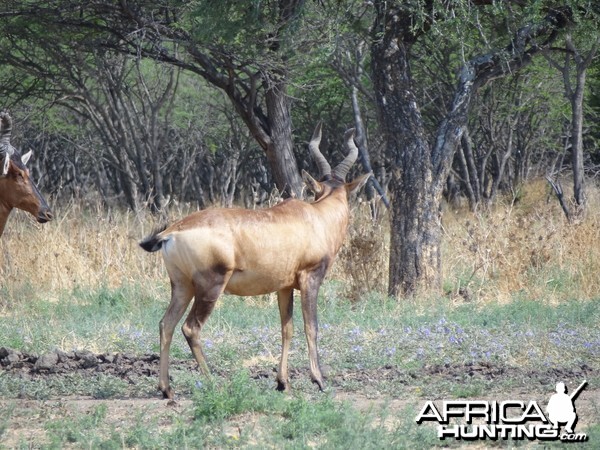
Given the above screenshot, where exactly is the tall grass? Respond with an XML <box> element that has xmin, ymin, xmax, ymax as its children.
<box><xmin>441</xmin><ymin>179</ymin><xmax>600</xmax><ymax>302</ymax></box>
<box><xmin>0</xmin><ymin>201</ymin><xmax>156</xmax><ymax>295</ymax></box>
<box><xmin>338</xmin><ymin>177</ymin><xmax>600</xmax><ymax>303</ymax></box>
<box><xmin>1</xmin><ymin>177</ymin><xmax>599</xmax><ymax>305</ymax></box>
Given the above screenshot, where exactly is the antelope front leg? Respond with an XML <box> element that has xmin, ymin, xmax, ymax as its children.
<box><xmin>276</xmin><ymin>288</ymin><xmax>294</xmax><ymax>391</ymax></box>
<box><xmin>159</xmin><ymin>279</ymin><xmax>194</xmax><ymax>399</ymax></box>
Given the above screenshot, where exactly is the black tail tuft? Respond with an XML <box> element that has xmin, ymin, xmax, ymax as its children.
<box><xmin>139</xmin><ymin>224</ymin><xmax>168</xmax><ymax>252</ymax></box>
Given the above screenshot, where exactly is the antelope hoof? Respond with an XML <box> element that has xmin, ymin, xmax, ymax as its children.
<box><xmin>276</xmin><ymin>379</ymin><xmax>290</xmax><ymax>392</ymax></box>
<box><xmin>160</xmin><ymin>385</ymin><xmax>174</xmax><ymax>400</ymax></box>
<box><xmin>312</xmin><ymin>377</ymin><xmax>325</xmax><ymax>391</ymax></box>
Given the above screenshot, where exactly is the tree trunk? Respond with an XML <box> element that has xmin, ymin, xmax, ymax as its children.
<box><xmin>371</xmin><ymin>1</ymin><xmax>569</xmax><ymax>298</ymax></box>
<box><xmin>457</xmin><ymin>130</ymin><xmax>481</xmax><ymax>209</ymax></box>
<box><xmin>350</xmin><ymin>84</ymin><xmax>390</xmax><ymax>211</ymax></box>
<box><xmin>265</xmin><ymin>80</ymin><xmax>303</xmax><ymax>198</ymax></box>
<box><xmin>571</xmin><ymin>69</ymin><xmax>585</xmax><ymax>208</ymax></box>
<box><xmin>564</xmin><ymin>34</ymin><xmax>599</xmax><ymax>211</ymax></box>
<box><xmin>371</xmin><ymin>8</ymin><xmax>442</xmax><ymax>297</ymax></box>
<box><xmin>387</xmin><ymin>176</ymin><xmax>442</xmax><ymax>297</ymax></box>
<box><xmin>547</xmin><ymin>34</ymin><xmax>598</xmax><ymax>216</ymax></box>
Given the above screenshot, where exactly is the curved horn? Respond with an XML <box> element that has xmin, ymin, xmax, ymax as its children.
<box><xmin>308</xmin><ymin>122</ymin><xmax>332</xmax><ymax>179</ymax></box>
<box><xmin>0</xmin><ymin>112</ymin><xmax>14</xmax><ymax>154</ymax></box>
<box><xmin>333</xmin><ymin>128</ymin><xmax>358</xmax><ymax>181</ymax></box>
<box><xmin>2</xmin><ymin>153</ymin><xmax>9</xmax><ymax>175</ymax></box>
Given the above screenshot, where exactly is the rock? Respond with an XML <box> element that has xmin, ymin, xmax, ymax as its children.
<box><xmin>34</xmin><ymin>352</ymin><xmax>59</xmax><ymax>371</ymax></box>
<box><xmin>0</xmin><ymin>347</ymin><xmax>9</xmax><ymax>358</ymax></box>
<box><xmin>56</xmin><ymin>349</ymin><xmax>74</xmax><ymax>362</ymax></box>
<box><xmin>123</xmin><ymin>353</ymin><xmax>136</xmax><ymax>361</ymax></box>
<box><xmin>74</xmin><ymin>350</ymin><xmax>91</xmax><ymax>359</ymax></box>
<box><xmin>143</xmin><ymin>353</ymin><xmax>160</xmax><ymax>362</ymax></box>
<box><xmin>79</xmin><ymin>352</ymin><xmax>98</xmax><ymax>369</ymax></box>
<box><xmin>101</xmin><ymin>353</ymin><xmax>115</xmax><ymax>364</ymax></box>
<box><xmin>6</xmin><ymin>352</ymin><xmax>21</xmax><ymax>365</ymax></box>
<box><xmin>60</xmin><ymin>361</ymin><xmax>76</xmax><ymax>370</ymax></box>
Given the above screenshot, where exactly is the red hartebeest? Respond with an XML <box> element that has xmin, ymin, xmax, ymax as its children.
<box><xmin>0</xmin><ymin>112</ymin><xmax>53</xmax><ymax>237</ymax></box>
<box><xmin>140</xmin><ymin>124</ymin><xmax>370</xmax><ymax>399</ymax></box>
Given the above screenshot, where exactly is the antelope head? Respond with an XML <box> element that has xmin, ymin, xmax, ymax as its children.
<box><xmin>0</xmin><ymin>112</ymin><xmax>53</xmax><ymax>236</ymax></box>
<box><xmin>304</xmin><ymin>122</ymin><xmax>369</xmax><ymax>200</ymax></box>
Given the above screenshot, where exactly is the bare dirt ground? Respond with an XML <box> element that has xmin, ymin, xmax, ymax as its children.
<box><xmin>1</xmin><ymin>348</ymin><xmax>598</xmax><ymax>448</ymax></box>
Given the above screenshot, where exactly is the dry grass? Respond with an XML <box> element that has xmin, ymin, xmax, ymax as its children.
<box><xmin>335</xmin><ymin>202</ymin><xmax>389</xmax><ymax>301</ymax></box>
<box><xmin>442</xmin><ymin>178</ymin><xmax>600</xmax><ymax>303</ymax></box>
<box><xmin>1</xmin><ymin>178</ymin><xmax>599</xmax><ymax>303</ymax></box>
<box><xmin>0</xmin><ymin>200</ymin><xmax>167</xmax><ymax>297</ymax></box>
<box><xmin>336</xmin><ymin>177</ymin><xmax>600</xmax><ymax>303</ymax></box>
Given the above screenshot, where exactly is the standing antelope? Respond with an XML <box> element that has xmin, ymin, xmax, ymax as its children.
<box><xmin>0</xmin><ymin>112</ymin><xmax>53</xmax><ymax>237</ymax></box>
<box><xmin>140</xmin><ymin>124</ymin><xmax>370</xmax><ymax>399</ymax></box>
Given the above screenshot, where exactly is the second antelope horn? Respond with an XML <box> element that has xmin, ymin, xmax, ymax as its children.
<box><xmin>333</xmin><ymin>128</ymin><xmax>358</xmax><ymax>181</ymax></box>
<box><xmin>0</xmin><ymin>112</ymin><xmax>13</xmax><ymax>153</ymax></box>
<box><xmin>308</xmin><ymin>122</ymin><xmax>332</xmax><ymax>179</ymax></box>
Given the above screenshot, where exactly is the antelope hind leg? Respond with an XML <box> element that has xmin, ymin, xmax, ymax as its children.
<box><xmin>159</xmin><ymin>278</ymin><xmax>194</xmax><ymax>399</ymax></box>
<box><xmin>182</xmin><ymin>269</ymin><xmax>231</xmax><ymax>377</ymax></box>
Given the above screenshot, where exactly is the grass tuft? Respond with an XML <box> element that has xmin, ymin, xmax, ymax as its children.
<box><xmin>193</xmin><ymin>370</ymin><xmax>278</xmax><ymax>422</ymax></box>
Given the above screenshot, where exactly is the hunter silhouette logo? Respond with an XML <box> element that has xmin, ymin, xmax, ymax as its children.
<box><xmin>546</xmin><ymin>380</ymin><xmax>586</xmax><ymax>435</ymax></box>
<box><xmin>415</xmin><ymin>380</ymin><xmax>588</xmax><ymax>442</ymax></box>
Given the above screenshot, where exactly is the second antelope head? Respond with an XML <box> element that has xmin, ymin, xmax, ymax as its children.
<box><xmin>0</xmin><ymin>112</ymin><xmax>53</xmax><ymax>237</ymax></box>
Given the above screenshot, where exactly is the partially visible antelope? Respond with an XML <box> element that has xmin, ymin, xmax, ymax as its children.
<box><xmin>140</xmin><ymin>123</ymin><xmax>370</xmax><ymax>399</ymax></box>
<box><xmin>0</xmin><ymin>112</ymin><xmax>53</xmax><ymax>237</ymax></box>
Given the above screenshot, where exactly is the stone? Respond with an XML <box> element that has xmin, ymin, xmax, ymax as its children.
<box><xmin>80</xmin><ymin>353</ymin><xmax>98</xmax><ymax>369</ymax></box>
<box><xmin>34</xmin><ymin>352</ymin><xmax>59</xmax><ymax>371</ymax></box>
<box><xmin>6</xmin><ymin>352</ymin><xmax>21</xmax><ymax>365</ymax></box>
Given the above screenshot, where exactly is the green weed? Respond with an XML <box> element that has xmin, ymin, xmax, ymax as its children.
<box><xmin>1</xmin><ymin>283</ymin><xmax>598</xmax><ymax>448</ymax></box>
<box><xmin>45</xmin><ymin>404</ymin><xmax>109</xmax><ymax>446</ymax></box>
<box><xmin>449</xmin><ymin>382</ymin><xmax>484</xmax><ymax>398</ymax></box>
<box><xmin>0</xmin><ymin>403</ymin><xmax>13</xmax><ymax>440</ymax></box>
<box><xmin>193</xmin><ymin>370</ymin><xmax>278</xmax><ymax>422</ymax></box>
<box><xmin>92</xmin><ymin>375</ymin><xmax>129</xmax><ymax>399</ymax></box>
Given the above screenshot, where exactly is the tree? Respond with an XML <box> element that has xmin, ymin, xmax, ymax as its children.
<box><xmin>330</xmin><ymin>21</ymin><xmax>390</xmax><ymax>214</ymax></box>
<box><xmin>111</xmin><ymin>0</ymin><xmax>308</xmax><ymax>198</ymax></box>
<box><xmin>369</xmin><ymin>1</ymin><xmax>574</xmax><ymax>297</ymax></box>
<box><xmin>0</xmin><ymin>0</ymin><xmax>312</xmax><ymax>198</ymax></box>
<box><xmin>0</xmin><ymin>8</ymin><xmax>183</xmax><ymax>211</ymax></box>
<box><xmin>545</xmin><ymin>32</ymin><xmax>599</xmax><ymax>218</ymax></box>
<box><xmin>2</xmin><ymin>0</ymin><xmax>595</xmax><ymax>300</ymax></box>
<box><xmin>452</xmin><ymin>70</ymin><xmax>565</xmax><ymax>209</ymax></box>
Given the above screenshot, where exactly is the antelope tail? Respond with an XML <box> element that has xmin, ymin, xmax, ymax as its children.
<box><xmin>139</xmin><ymin>224</ymin><xmax>168</xmax><ymax>252</ymax></box>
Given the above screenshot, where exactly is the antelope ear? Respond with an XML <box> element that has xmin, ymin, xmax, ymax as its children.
<box><xmin>2</xmin><ymin>153</ymin><xmax>9</xmax><ymax>176</ymax></box>
<box><xmin>21</xmin><ymin>150</ymin><xmax>32</xmax><ymax>165</ymax></box>
<box><xmin>345</xmin><ymin>173</ymin><xmax>371</xmax><ymax>195</ymax></box>
<box><xmin>302</xmin><ymin>169</ymin><xmax>323</xmax><ymax>195</ymax></box>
